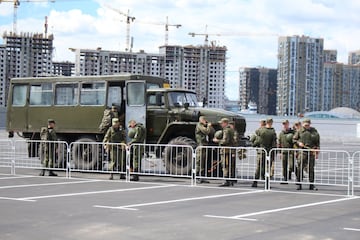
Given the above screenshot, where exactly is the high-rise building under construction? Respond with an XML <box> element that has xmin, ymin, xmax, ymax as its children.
<box><xmin>74</xmin><ymin>44</ymin><xmax>227</xmax><ymax>108</ymax></box>
<box><xmin>0</xmin><ymin>32</ymin><xmax>53</xmax><ymax>106</ymax></box>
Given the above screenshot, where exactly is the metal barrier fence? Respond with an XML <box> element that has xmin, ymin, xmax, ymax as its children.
<box><xmin>269</xmin><ymin>148</ymin><xmax>353</xmax><ymax>195</ymax></box>
<box><xmin>13</xmin><ymin>140</ymin><xmax>68</xmax><ymax>176</ymax></box>
<box><xmin>0</xmin><ymin>140</ymin><xmax>14</xmax><ymax>173</ymax></box>
<box><xmin>352</xmin><ymin>151</ymin><xmax>360</xmax><ymax>187</ymax></box>
<box><xmin>196</xmin><ymin>146</ymin><xmax>267</xmax><ymax>186</ymax></box>
<box><xmin>0</xmin><ymin>140</ymin><xmax>358</xmax><ymax>196</ymax></box>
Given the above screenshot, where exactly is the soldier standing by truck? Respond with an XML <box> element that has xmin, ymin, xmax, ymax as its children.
<box><xmin>39</xmin><ymin>119</ymin><xmax>58</xmax><ymax>177</ymax></box>
<box><xmin>103</xmin><ymin>118</ymin><xmax>126</xmax><ymax>180</ymax></box>
<box><xmin>195</xmin><ymin>116</ymin><xmax>215</xmax><ymax>183</ymax></box>
<box><xmin>213</xmin><ymin>118</ymin><xmax>235</xmax><ymax>187</ymax></box>
<box><xmin>293</xmin><ymin>118</ymin><xmax>320</xmax><ymax>190</ymax></box>
<box><xmin>251</xmin><ymin>118</ymin><xmax>277</xmax><ymax>188</ymax></box>
<box><xmin>278</xmin><ymin>120</ymin><xmax>295</xmax><ymax>183</ymax></box>
<box><xmin>128</xmin><ymin>119</ymin><xmax>146</xmax><ymax>181</ymax></box>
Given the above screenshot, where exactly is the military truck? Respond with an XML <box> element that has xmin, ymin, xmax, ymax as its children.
<box><xmin>6</xmin><ymin>74</ymin><xmax>246</xmax><ymax>172</ymax></box>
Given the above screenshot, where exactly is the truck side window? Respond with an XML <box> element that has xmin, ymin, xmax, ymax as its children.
<box><xmin>12</xmin><ymin>85</ymin><xmax>27</xmax><ymax>106</ymax></box>
<box><xmin>80</xmin><ymin>82</ymin><xmax>105</xmax><ymax>105</ymax></box>
<box><xmin>107</xmin><ymin>86</ymin><xmax>122</xmax><ymax>107</ymax></box>
<box><xmin>55</xmin><ymin>83</ymin><xmax>79</xmax><ymax>106</ymax></box>
<box><xmin>29</xmin><ymin>83</ymin><xmax>52</xmax><ymax>106</ymax></box>
<box><xmin>127</xmin><ymin>82</ymin><xmax>145</xmax><ymax>106</ymax></box>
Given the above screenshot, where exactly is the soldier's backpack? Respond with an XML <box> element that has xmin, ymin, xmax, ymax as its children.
<box><xmin>99</xmin><ymin>108</ymin><xmax>112</xmax><ymax>133</ymax></box>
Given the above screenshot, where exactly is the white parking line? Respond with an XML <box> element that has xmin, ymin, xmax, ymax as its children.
<box><xmin>18</xmin><ymin>185</ymin><xmax>175</xmax><ymax>201</ymax></box>
<box><xmin>0</xmin><ymin>196</ymin><xmax>36</xmax><ymax>202</ymax></box>
<box><xmin>204</xmin><ymin>196</ymin><xmax>359</xmax><ymax>221</ymax></box>
<box><xmin>0</xmin><ymin>175</ymin><xmax>36</xmax><ymax>180</ymax></box>
<box><xmin>0</xmin><ymin>179</ymin><xmax>100</xmax><ymax>189</ymax></box>
<box><xmin>94</xmin><ymin>190</ymin><xmax>264</xmax><ymax>211</ymax></box>
<box><xmin>344</xmin><ymin>228</ymin><xmax>360</xmax><ymax>232</ymax></box>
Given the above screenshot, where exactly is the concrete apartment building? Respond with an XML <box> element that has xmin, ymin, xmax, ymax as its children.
<box><xmin>52</xmin><ymin>61</ymin><xmax>75</xmax><ymax>76</ymax></box>
<box><xmin>277</xmin><ymin>35</ymin><xmax>324</xmax><ymax>116</ymax></box>
<box><xmin>348</xmin><ymin>50</ymin><xmax>360</xmax><ymax>65</ymax></box>
<box><xmin>238</xmin><ymin>67</ymin><xmax>277</xmax><ymax>115</ymax></box>
<box><xmin>74</xmin><ymin>44</ymin><xmax>227</xmax><ymax>108</ymax></box>
<box><xmin>0</xmin><ymin>32</ymin><xmax>54</xmax><ymax>107</ymax></box>
<box><xmin>72</xmin><ymin>48</ymin><xmax>165</xmax><ymax>77</ymax></box>
<box><xmin>322</xmin><ymin>62</ymin><xmax>360</xmax><ymax>111</ymax></box>
<box><xmin>160</xmin><ymin>45</ymin><xmax>226</xmax><ymax>108</ymax></box>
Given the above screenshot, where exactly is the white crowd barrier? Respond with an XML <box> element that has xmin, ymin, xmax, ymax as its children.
<box><xmin>0</xmin><ymin>140</ymin><xmax>358</xmax><ymax>196</ymax></box>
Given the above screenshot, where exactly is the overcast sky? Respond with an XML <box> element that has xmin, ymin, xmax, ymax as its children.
<box><xmin>0</xmin><ymin>0</ymin><xmax>359</xmax><ymax>100</ymax></box>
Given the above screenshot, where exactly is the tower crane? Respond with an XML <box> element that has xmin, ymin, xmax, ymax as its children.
<box><xmin>105</xmin><ymin>5</ymin><xmax>135</xmax><ymax>52</ymax></box>
<box><xmin>135</xmin><ymin>16</ymin><xmax>181</xmax><ymax>45</ymax></box>
<box><xmin>0</xmin><ymin>0</ymin><xmax>55</xmax><ymax>34</ymax></box>
<box><xmin>188</xmin><ymin>31</ymin><xmax>278</xmax><ymax>46</ymax></box>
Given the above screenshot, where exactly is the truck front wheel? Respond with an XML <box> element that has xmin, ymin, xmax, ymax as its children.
<box><xmin>71</xmin><ymin>137</ymin><xmax>100</xmax><ymax>170</ymax></box>
<box><xmin>164</xmin><ymin>137</ymin><xmax>196</xmax><ymax>175</ymax></box>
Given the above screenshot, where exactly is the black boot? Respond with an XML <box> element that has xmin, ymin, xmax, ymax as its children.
<box><xmin>219</xmin><ymin>180</ymin><xmax>231</xmax><ymax>187</ymax></box>
<box><xmin>39</xmin><ymin>169</ymin><xmax>45</xmax><ymax>176</ymax></box>
<box><xmin>309</xmin><ymin>184</ymin><xmax>318</xmax><ymax>190</ymax></box>
<box><xmin>296</xmin><ymin>184</ymin><xmax>302</xmax><ymax>190</ymax></box>
<box><xmin>48</xmin><ymin>171</ymin><xmax>57</xmax><ymax>176</ymax></box>
<box><xmin>288</xmin><ymin>171</ymin><xmax>292</xmax><ymax>180</ymax></box>
<box><xmin>131</xmin><ymin>175</ymin><xmax>139</xmax><ymax>181</ymax></box>
<box><xmin>120</xmin><ymin>174</ymin><xmax>126</xmax><ymax>180</ymax></box>
<box><xmin>251</xmin><ymin>181</ymin><xmax>258</xmax><ymax>188</ymax></box>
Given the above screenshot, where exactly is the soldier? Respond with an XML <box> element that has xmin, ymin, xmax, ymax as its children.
<box><xmin>229</xmin><ymin>121</ymin><xmax>239</xmax><ymax>146</ymax></box>
<box><xmin>128</xmin><ymin>119</ymin><xmax>146</xmax><ymax>181</ymax></box>
<box><xmin>103</xmin><ymin>118</ymin><xmax>126</xmax><ymax>180</ymax></box>
<box><xmin>99</xmin><ymin>104</ymin><xmax>120</xmax><ymax>134</ymax></box>
<box><xmin>195</xmin><ymin>116</ymin><xmax>215</xmax><ymax>183</ymax></box>
<box><xmin>39</xmin><ymin>119</ymin><xmax>58</xmax><ymax>176</ymax></box>
<box><xmin>278</xmin><ymin>120</ymin><xmax>295</xmax><ymax>183</ymax></box>
<box><xmin>213</xmin><ymin>118</ymin><xmax>235</xmax><ymax>187</ymax></box>
<box><xmin>251</xmin><ymin>118</ymin><xmax>277</xmax><ymax>187</ymax></box>
<box><xmin>293</xmin><ymin>118</ymin><xmax>320</xmax><ymax>190</ymax></box>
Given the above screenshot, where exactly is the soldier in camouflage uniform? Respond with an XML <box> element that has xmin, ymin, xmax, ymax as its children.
<box><xmin>128</xmin><ymin>120</ymin><xmax>146</xmax><ymax>181</ymax></box>
<box><xmin>278</xmin><ymin>120</ymin><xmax>295</xmax><ymax>183</ymax></box>
<box><xmin>251</xmin><ymin>118</ymin><xmax>277</xmax><ymax>188</ymax></box>
<box><xmin>103</xmin><ymin>118</ymin><xmax>126</xmax><ymax>180</ymax></box>
<box><xmin>293</xmin><ymin>118</ymin><xmax>320</xmax><ymax>190</ymax></box>
<box><xmin>39</xmin><ymin>119</ymin><xmax>58</xmax><ymax>176</ymax></box>
<box><xmin>213</xmin><ymin>118</ymin><xmax>235</xmax><ymax>187</ymax></box>
<box><xmin>195</xmin><ymin>116</ymin><xmax>214</xmax><ymax>183</ymax></box>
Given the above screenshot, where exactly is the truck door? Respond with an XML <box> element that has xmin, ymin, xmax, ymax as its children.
<box><xmin>125</xmin><ymin>81</ymin><xmax>146</xmax><ymax>132</ymax></box>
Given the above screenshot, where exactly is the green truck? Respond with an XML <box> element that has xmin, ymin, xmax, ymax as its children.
<box><xmin>6</xmin><ymin>74</ymin><xmax>247</xmax><ymax>173</ymax></box>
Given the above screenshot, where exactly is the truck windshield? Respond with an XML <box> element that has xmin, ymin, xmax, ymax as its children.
<box><xmin>168</xmin><ymin>92</ymin><xmax>198</xmax><ymax>107</ymax></box>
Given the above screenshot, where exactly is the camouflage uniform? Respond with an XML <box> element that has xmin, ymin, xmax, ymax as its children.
<box><xmin>128</xmin><ymin>123</ymin><xmax>146</xmax><ymax>172</ymax></box>
<box><xmin>103</xmin><ymin>123</ymin><xmax>126</xmax><ymax>174</ymax></box>
<box><xmin>278</xmin><ymin>127</ymin><xmax>295</xmax><ymax>181</ymax></box>
<box><xmin>195</xmin><ymin>120</ymin><xmax>214</xmax><ymax>177</ymax></box>
<box><xmin>253</xmin><ymin>125</ymin><xmax>276</xmax><ymax>184</ymax></box>
<box><xmin>39</xmin><ymin>119</ymin><xmax>58</xmax><ymax>176</ymax></box>
<box><xmin>217</xmin><ymin>124</ymin><xmax>235</xmax><ymax>180</ymax></box>
<box><xmin>293</xmin><ymin>120</ymin><xmax>320</xmax><ymax>190</ymax></box>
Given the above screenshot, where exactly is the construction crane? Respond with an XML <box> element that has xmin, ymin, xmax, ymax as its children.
<box><xmin>188</xmin><ymin>31</ymin><xmax>278</xmax><ymax>46</ymax></box>
<box><xmin>0</xmin><ymin>0</ymin><xmax>55</xmax><ymax>34</ymax></box>
<box><xmin>105</xmin><ymin>5</ymin><xmax>135</xmax><ymax>52</ymax></box>
<box><xmin>164</xmin><ymin>16</ymin><xmax>181</xmax><ymax>45</ymax></box>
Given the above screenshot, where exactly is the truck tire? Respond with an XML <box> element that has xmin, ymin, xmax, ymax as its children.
<box><xmin>164</xmin><ymin>137</ymin><xmax>196</xmax><ymax>175</ymax></box>
<box><xmin>72</xmin><ymin>137</ymin><xmax>100</xmax><ymax>170</ymax></box>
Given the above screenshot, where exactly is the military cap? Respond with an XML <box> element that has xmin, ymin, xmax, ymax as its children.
<box><xmin>112</xmin><ymin>118</ymin><xmax>119</xmax><ymax>124</ymax></box>
<box><xmin>266</xmin><ymin>118</ymin><xmax>273</xmax><ymax>123</ymax></box>
<box><xmin>48</xmin><ymin>119</ymin><xmax>55</xmax><ymax>124</ymax></box>
<box><xmin>282</xmin><ymin>119</ymin><xmax>289</xmax><ymax>124</ymax></box>
<box><xmin>218</xmin><ymin>118</ymin><xmax>229</xmax><ymax>124</ymax></box>
<box><xmin>302</xmin><ymin>118</ymin><xmax>311</xmax><ymax>124</ymax></box>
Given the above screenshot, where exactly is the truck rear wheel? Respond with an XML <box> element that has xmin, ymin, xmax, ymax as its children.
<box><xmin>164</xmin><ymin>137</ymin><xmax>196</xmax><ymax>175</ymax></box>
<box><xmin>72</xmin><ymin>137</ymin><xmax>100</xmax><ymax>170</ymax></box>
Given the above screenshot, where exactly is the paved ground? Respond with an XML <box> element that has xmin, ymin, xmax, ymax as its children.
<box><xmin>0</xmin><ymin>169</ymin><xmax>359</xmax><ymax>240</ymax></box>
